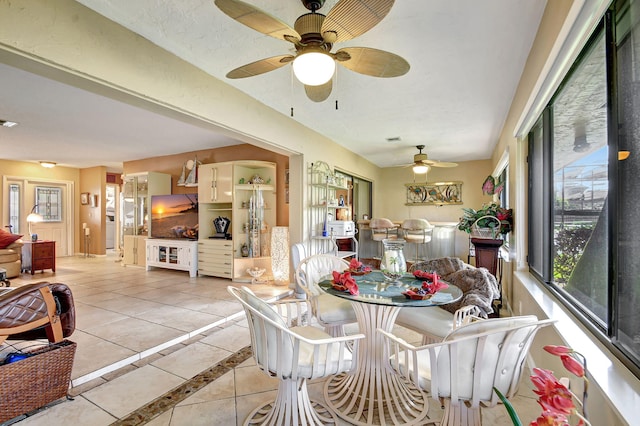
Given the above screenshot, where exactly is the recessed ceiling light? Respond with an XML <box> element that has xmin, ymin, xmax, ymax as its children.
<box><xmin>0</xmin><ymin>120</ymin><xmax>18</xmax><ymax>128</ymax></box>
<box><xmin>40</xmin><ymin>161</ymin><xmax>57</xmax><ymax>168</ymax></box>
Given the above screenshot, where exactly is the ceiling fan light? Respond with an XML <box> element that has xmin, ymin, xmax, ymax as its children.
<box><xmin>292</xmin><ymin>51</ymin><xmax>335</xmax><ymax>86</ymax></box>
<box><xmin>413</xmin><ymin>164</ymin><xmax>430</xmax><ymax>174</ymax></box>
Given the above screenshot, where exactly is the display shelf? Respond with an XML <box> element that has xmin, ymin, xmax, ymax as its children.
<box><xmin>146</xmin><ymin>239</ymin><xmax>198</xmax><ymax>278</ymax></box>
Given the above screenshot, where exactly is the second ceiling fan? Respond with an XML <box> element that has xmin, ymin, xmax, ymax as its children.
<box><xmin>214</xmin><ymin>0</ymin><xmax>410</xmax><ymax>102</ymax></box>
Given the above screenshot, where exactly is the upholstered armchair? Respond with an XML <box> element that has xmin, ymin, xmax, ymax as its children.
<box><xmin>0</xmin><ymin>238</ymin><xmax>24</xmax><ymax>279</ymax></box>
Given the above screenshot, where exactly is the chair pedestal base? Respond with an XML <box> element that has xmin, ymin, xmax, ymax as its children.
<box><xmin>244</xmin><ymin>377</ymin><xmax>337</xmax><ymax>426</ymax></box>
<box><xmin>440</xmin><ymin>398</ymin><xmax>482</xmax><ymax>426</ymax></box>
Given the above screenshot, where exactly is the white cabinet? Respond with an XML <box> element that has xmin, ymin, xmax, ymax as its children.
<box><xmin>197</xmin><ymin>239</ymin><xmax>233</xmax><ymax>278</ymax></box>
<box><xmin>198</xmin><ymin>160</ymin><xmax>277</xmax><ymax>281</ymax></box>
<box><xmin>123</xmin><ymin>235</ymin><xmax>147</xmax><ymax>266</ymax></box>
<box><xmin>308</xmin><ymin>161</ymin><xmax>357</xmax><ymax>259</ymax></box>
<box><xmin>121</xmin><ymin>171</ymin><xmax>171</xmax><ymax>266</ymax></box>
<box><xmin>146</xmin><ymin>239</ymin><xmax>198</xmax><ymax>277</ymax></box>
<box><xmin>198</xmin><ymin>163</ymin><xmax>233</xmax><ymax>203</ymax></box>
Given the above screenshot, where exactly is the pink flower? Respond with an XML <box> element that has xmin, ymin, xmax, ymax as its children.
<box><xmin>348</xmin><ymin>258</ymin><xmax>362</xmax><ymax>270</ymax></box>
<box><xmin>529</xmin><ymin>411</ymin><xmax>570</xmax><ymax>426</ymax></box>
<box><xmin>531</xmin><ymin>368</ymin><xmax>575</xmax><ymax>416</ymax></box>
<box><xmin>544</xmin><ymin>345</ymin><xmax>572</xmax><ymax>356</ymax></box>
<box><xmin>332</xmin><ymin>270</ymin><xmax>359</xmax><ymax>296</ymax></box>
<box><xmin>421</xmin><ymin>279</ymin><xmax>448</xmax><ymax>294</ymax></box>
<box><xmin>560</xmin><ymin>354</ymin><xmax>585</xmax><ymax>378</ymax></box>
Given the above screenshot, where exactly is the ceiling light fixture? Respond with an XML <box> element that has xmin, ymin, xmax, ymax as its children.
<box><xmin>412</xmin><ymin>164</ymin><xmax>430</xmax><ymax>174</ymax></box>
<box><xmin>292</xmin><ymin>50</ymin><xmax>335</xmax><ymax>86</ymax></box>
<box><xmin>40</xmin><ymin>161</ymin><xmax>57</xmax><ymax>168</ymax></box>
<box><xmin>0</xmin><ymin>120</ymin><xmax>18</xmax><ymax>128</ymax></box>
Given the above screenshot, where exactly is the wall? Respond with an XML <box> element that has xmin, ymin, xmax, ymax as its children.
<box><xmin>0</xmin><ymin>159</ymin><xmax>80</xmax><ymax>252</ymax></box>
<box><xmin>124</xmin><ymin>144</ymin><xmax>289</xmax><ymax>227</ymax></box>
<box><xmin>79</xmin><ymin>166</ymin><xmax>106</xmax><ymax>255</ymax></box>
<box><xmin>378</xmin><ymin>160</ymin><xmax>494</xmax><ymax>259</ymax></box>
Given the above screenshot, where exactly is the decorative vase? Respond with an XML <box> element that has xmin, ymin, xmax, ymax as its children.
<box><xmin>380</xmin><ymin>238</ymin><xmax>407</xmax><ymax>284</ymax></box>
<box><xmin>241</xmin><ymin>243</ymin><xmax>249</xmax><ymax>257</ymax></box>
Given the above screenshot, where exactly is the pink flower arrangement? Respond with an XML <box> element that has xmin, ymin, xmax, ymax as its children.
<box><xmin>331</xmin><ymin>270</ymin><xmax>359</xmax><ymax>296</ymax></box>
<box><xmin>496</xmin><ymin>344</ymin><xmax>590</xmax><ymax>426</ymax></box>
<box><xmin>347</xmin><ymin>258</ymin><xmax>371</xmax><ymax>274</ymax></box>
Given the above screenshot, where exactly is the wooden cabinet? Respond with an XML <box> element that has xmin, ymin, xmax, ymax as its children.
<box><xmin>198</xmin><ymin>160</ymin><xmax>276</xmax><ymax>281</ymax></box>
<box><xmin>22</xmin><ymin>240</ymin><xmax>56</xmax><ymax>274</ymax></box>
<box><xmin>198</xmin><ymin>163</ymin><xmax>233</xmax><ymax>203</ymax></box>
<box><xmin>123</xmin><ymin>235</ymin><xmax>146</xmax><ymax>266</ymax></box>
<box><xmin>146</xmin><ymin>239</ymin><xmax>198</xmax><ymax>277</ymax></box>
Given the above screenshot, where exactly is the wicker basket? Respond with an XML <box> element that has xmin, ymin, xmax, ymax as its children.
<box><xmin>0</xmin><ymin>340</ymin><xmax>76</xmax><ymax>422</ymax></box>
<box><xmin>471</xmin><ymin>215</ymin><xmax>501</xmax><ymax>239</ymax></box>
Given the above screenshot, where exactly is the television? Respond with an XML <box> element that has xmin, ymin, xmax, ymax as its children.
<box><xmin>150</xmin><ymin>194</ymin><xmax>198</xmax><ymax>240</ymax></box>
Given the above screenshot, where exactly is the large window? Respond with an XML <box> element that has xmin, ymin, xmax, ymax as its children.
<box><xmin>528</xmin><ymin>1</ymin><xmax>640</xmax><ymax>374</ymax></box>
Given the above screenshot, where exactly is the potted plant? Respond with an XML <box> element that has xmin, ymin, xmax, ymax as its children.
<box><xmin>458</xmin><ymin>202</ymin><xmax>513</xmax><ymax>276</ymax></box>
<box><xmin>457</xmin><ymin>202</ymin><xmax>513</xmax><ymax>238</ymax></box>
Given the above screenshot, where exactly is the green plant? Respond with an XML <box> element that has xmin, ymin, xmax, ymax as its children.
<box><xmin>457</xmin><ymin>202</ymin><xmax>513</xmax><ymax>236</ymax></box>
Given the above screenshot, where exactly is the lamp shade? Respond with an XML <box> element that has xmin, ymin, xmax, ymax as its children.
<box><xmin>26</xmin><ymin>213</ymin><xmax>43</xmax><ymax>223</ymax></box>
<box><xmin>412</xmin><ymin>164</ymin><xmax>430</xmax><ymax>174</ymax></box>
<box><xmin>292</xmin><ymin>51</ymin><xmax>335</xmax><ymax>86</ymax></box>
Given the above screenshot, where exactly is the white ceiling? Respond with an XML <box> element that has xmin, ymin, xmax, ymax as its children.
<box><xmin>0</xmin><ymin>0</ymin><xmax>546</xmax><ymax>171</ymax></box>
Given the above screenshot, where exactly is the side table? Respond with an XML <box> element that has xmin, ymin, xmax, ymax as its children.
<box><xmin>22</xmin><ymin>240</ymin><xmax>56</xmax><ymax>275</ymax></box>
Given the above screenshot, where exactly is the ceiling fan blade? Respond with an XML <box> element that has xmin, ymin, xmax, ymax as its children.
<box><xmin>305</xmin><ymin>80</ymin><xmax>333</xmax><ymax>102</ymax></box>
<box><xmin>226</xmin><ymin>55</ymin><xmax>294</xmax><ymax>79</ymax></box>
<box><xmin>215</xmin><ymin>0</ymin><xmax>300</xmax><ymax>43</ymax></box>
<box><xmin>336</xmin><ymin>47</ymin><xmax>409</xmax><ymax>77</ymax></box>
<box><xmin>321</xmin><ymin>0</ymin><xmax>394</xmax><ymax>44</ymax></box>
<box><xmin>431</xmin><ymin>161</ymin><xmax>458</xmax><ymax>167</ymax></box>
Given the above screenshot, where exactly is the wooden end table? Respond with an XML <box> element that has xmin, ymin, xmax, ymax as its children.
<box><xmin>22</xmin><ymin>240</ymin><xmax>56</xmax><ymax>275</ymax></box>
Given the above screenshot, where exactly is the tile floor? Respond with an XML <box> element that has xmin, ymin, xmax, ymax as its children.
<box><xmin>1</xmin><ymin>252</ymin><xmax>542</xmax><ymax>425</ymax></box>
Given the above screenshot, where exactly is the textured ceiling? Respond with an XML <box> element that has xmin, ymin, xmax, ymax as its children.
<box><xmin>0</xmin><ymin>0</ymin><xmax>547</xmax><ymax>171</ymax></box>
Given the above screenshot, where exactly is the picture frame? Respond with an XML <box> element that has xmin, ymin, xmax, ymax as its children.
<box><xmin>404</xmin><ymin>181</ymin><xmax>463</xmax><ymax>206</ymax></box>
<box><xmin>81</xmin><ymin>192</ymin><xmax>90</xmax><ymax>205</ymax></box>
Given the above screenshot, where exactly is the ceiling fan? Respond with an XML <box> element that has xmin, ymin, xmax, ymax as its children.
<box><xmin>408</xmin><ymin>145</ymin><xmax>458</xmax><ymax>174</ymax></box>
<box><xmin>214</xmin><ymin>0</ymin><xmax>410</xmax><ymax>102</ymax></box>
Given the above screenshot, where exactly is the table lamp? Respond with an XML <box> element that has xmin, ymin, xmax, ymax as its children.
<box><xmin>26</xmin><ymin>205</ymin><xmax>43</xmax><ymax>240</ymax></box>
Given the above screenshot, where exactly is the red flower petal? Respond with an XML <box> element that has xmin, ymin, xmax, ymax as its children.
<box><xmin>543</xmin><ymin>345</ymin><xmax>572</xmax><ymax>356</ymax></box>
<box><xmin>560</xmin><ymin>354</ymin><xmax>585</xmax><ymax>377</ymax></box>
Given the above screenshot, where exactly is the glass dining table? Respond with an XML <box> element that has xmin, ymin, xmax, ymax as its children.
<box><xmin>318</xmin><ymin>270</ymin><xmax>462</xmax><ymax>425</ymax></box>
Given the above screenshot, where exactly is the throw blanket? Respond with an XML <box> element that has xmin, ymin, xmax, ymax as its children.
<box><xmin>411</xmin><ymin>257</ymin><xmax>500</xmax><ymax>317</ymax></box>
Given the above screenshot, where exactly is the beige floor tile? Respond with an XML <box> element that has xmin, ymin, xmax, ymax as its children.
<box><xmin>151</xmin><ymin>342</ymin><xmax>232</xmax><ymax>380</ymax></box>
<box><xmin>234</xmin><ymin>390</ymin><xmax>278</xmax><ymax>426</ymax></box>
<box><xmin>74</xmin><ymin>302</ymin><xmax>129</xmax><ymax>330</ymax></box>
<box><xmin>132</xmin><ymin>304</ymin><xmax>223</xmax><ymax>332</ymax></box>
<box><xmin>83</xmin><ymin>316</ymin><xmax>185</xmax><ymax>352</ymax></box>
<box><xmin>14</xmin><ymin>395</ymin><xmax>117</xmax><ymax>426</ymax></box>
<box><xmin>82</xmin><ymin>364</ymin><xmax>185</xmax><ymax>419</ymax></box>
<box><xmin>83</xmin><ymin>294</ymin><xmax>167</xmax><ymax>316</ymax></box>
<box><xmin>145</xmin><ymin>410</ymin><xmax>173</xmax><ymax>426</ymax></box>
<box><xmin>70</xmin><ymin>330</ymin><xmax>137</xmax><ymax>379</ymax></box>
<box><xmin>198</xmin><ymin>324</ymin><xmax>250</xmax><ymax>353</ymax></box>
<box><xmin>234</xmin><ymin>364</ymin><xmax>278</xmax><ymax>396</ymax></box>
<box><xmin>170</xmin><ymin>397</ymin><xmax>237</xmax><ymax>426</ymax></box>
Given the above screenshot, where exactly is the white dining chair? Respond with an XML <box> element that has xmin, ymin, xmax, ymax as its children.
<box><xmin>294</xmin><ymin>254</ymin><xmax>357</xmax><ymax>336</ymax></box>
<box><xmin>228</xmin><ymin>285</ymin><xmax>364</xmax><ymax>425</ymax></box>
<box><xmin>290</xmin><ymin>243</ymin><xmax>308</xmax><ymax>298</ymax></box>
<box><xmin>379</xmin><ymin>315</ymin><xmax>556</xmax><ymax>426</ymax></box>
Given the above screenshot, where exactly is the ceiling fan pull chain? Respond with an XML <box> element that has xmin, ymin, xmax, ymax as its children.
<box><xmin>335</xmin><ymin>100</ymin><xmax>338</xmax><ymax>110</ymax></box>
<box><xmin>291</xmin><ymin>107</ymin><xmax>294</xmax><ymax>117</ymax></box>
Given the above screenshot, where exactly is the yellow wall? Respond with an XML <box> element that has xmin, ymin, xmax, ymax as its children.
<box><xmin>79</xmin><ymin>166</ymin><xmax>107</xmax><ymax>255</ymax></box>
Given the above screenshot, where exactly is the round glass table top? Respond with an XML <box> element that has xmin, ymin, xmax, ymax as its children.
<box><xmin>318</xmin><ymin>270</ymin><xmax>463</xmax><ymax>307</ymax></box>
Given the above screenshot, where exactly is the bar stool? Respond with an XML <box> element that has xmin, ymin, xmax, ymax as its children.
<box><xmin>401</xmin><ymin>218</ymin><xmax>433</xmax><ymax>262</ymax></box>
<box><xmin>369</xmin><ymin>218</ymin><xmax>398</xmax><ymax>259</ymax></box>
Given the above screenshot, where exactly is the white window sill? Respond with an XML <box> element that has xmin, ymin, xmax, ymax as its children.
<box><xmin>515</xmin><ymin>270</ymin><xmax>640</xmax><ymax>424</ymax></box>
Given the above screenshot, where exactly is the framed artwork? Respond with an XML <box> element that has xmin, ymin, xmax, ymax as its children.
<box><xmin>405</xmin><ymin>181</ymin><xmax>463</xmax><ymax>206</ymax></box>
<box><xmin>81</xmin><ymin>192</ymin><xmax>90</xmax><ymax>205</ymax></box>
